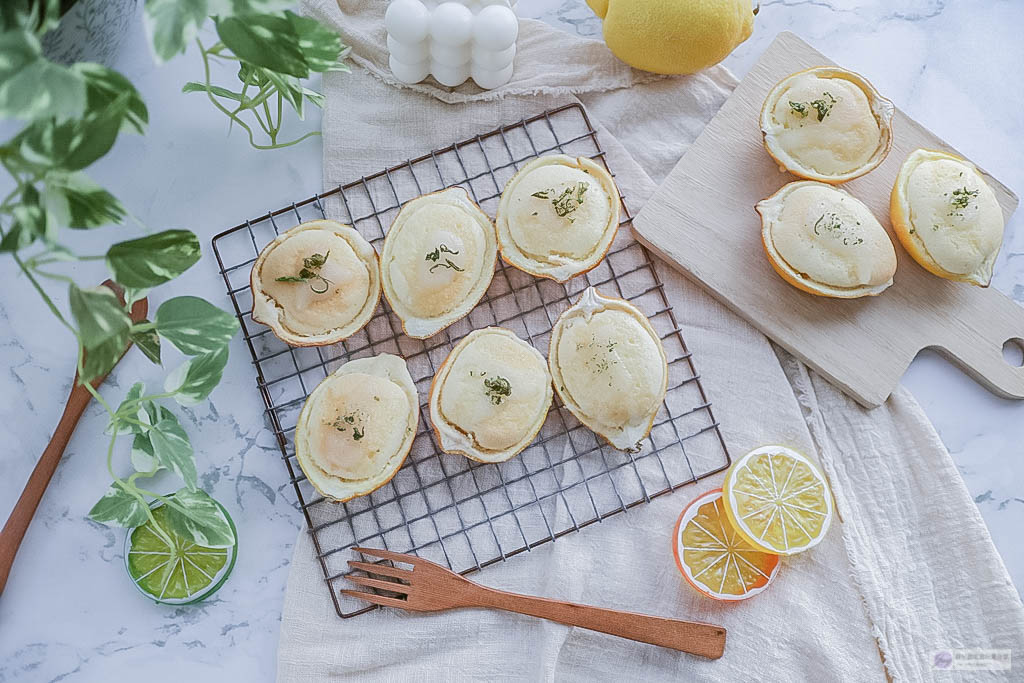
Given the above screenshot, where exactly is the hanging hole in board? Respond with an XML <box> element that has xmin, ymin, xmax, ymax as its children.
<box><xmin>1001</xmin><ymin>338</ymin><xmax>1024</xmax><ymax>368</ymax></box>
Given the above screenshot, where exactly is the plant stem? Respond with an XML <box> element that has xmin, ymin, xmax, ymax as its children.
<box><xmin>196</xmin><ymin>38</ymin><xmax>267</xmax><ymax>149</ymax></box>
<box><xmin>28</xmin><ymin>252</ymin><xmax>104</xmax><ymax>267</ymax></box>
<box><xmin>105</xmin><ymin>432</ymin><xmax>171</xmax><ymax>545</ymax></box>
<box><xmin>251</xmin><ymin>106</ymin><xmax>272</xmax><ymax>136</ymax></box>
<box><xmin>132</xmin><ymin>486</ymin><xmax>200</xmax><ymax>530</ymax></box>
<box><xmin>30</xmin><ymin>266</ymin><xmax>75</xmax><ymax>283</ymax></box>
<box><xmin>275</xmin><ymin>91</ymin><xmax>283</xmax><ymax>135</ymax></box>
<box><xmin>0</xmin><ymin>184</ymin><xmax>21</xmax><ymax>209</ymax></box>
<box><xmin>76</xmin><ymin>344</ymin><xmax>115</xmax><ymax>416</ymax></box>
<box><xmin>262</xmin><ymin>131</ymin><xmax>322</xmax><ymax>150</ymax></box>
<box><xmin>128</xmin><ymin>469</ymin><xmax>159</xmax><ymax>486</ymax></box>
<box><xmin>11</xmin><ymin>252</ymin><xmax>77</xmax><ymax>336</ymax></box>
<box><xmin>262</xmin><ymin>98</ymin><xmax>275</xmax><ymax>144</ymax></box>
<box><xmin>243</xmin><ymin>83</ymin><xmax>275</xmax><ymax>110</ymax></box>
<box><xmin>194</xmin><ymin>38</ymin><xmax>323</xmax><ymax>150</ymax></box>
<box><xmin>139</xmin><ymin>391</ymin><xmax>177</xmax><ymax>403</ymax></box>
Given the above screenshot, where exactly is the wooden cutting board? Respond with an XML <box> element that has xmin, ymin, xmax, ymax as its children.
<box><xmin>632</xmin><ymin>31</ymin><xmax>1022</xmax><ymax>408</ymax></box>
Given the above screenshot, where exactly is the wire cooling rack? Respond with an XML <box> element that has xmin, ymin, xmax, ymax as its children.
<box><xmin>212</xmin><ymin>103</ymin><xmax>730</xmax><ymax>618</ymax></box>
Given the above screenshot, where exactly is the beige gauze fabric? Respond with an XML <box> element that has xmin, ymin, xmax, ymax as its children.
<box><xmin>278</xmin><ymin>2</ymin><xmax>1024</xmax><ymax>680</ymax></box>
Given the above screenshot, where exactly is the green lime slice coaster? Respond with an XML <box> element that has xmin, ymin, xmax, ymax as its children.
<box><xmin>125</xmin><ymin>502</ymin><xmax>237</xmax><ymax>604</ymax></box>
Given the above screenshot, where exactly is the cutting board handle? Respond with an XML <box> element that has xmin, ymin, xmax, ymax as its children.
<box><xmin>935</xmin><ymin>335</ymin><xmax>1024</xmax><ymax>400</ymax></box>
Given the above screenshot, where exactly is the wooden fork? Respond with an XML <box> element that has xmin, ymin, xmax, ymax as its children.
<box><xmin>343</xmin><ymin>547</ymin><xmax>727</xmax><ymax>659</ymax></box>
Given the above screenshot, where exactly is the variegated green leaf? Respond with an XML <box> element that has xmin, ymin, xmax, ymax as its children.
<box><xmin>131</xmin><ymin>325</ymin><xmax>162</xmax><ymax>365</ymax></box>
<box><xmin>106</xmin><ymin>230</ymin><xmax>200</xmax><ymax>288</ymax></box>
<box><xmin>69</xmin><ymin>283</ymin><xmax>131</xmax><ymax>383</ymax></box>
<box><xmin>130</xmin><ymin>432</ymin><xmax>161</xmax><ymax>473</ymax></box>
<box><xmin>163</xmin><ymin>488</ymin><xmax>235</xmax><ymax>548</ymax></box>
<box><xmin>215</xmin><ymin>13</ymin><xmax>308</xmax><ymax>79</ymax></box>
<box><xmin>88</xmin><ymin>482</ymin><xmax>149</xmax><ymax>528</ymax></box>
<box><xmin>109</xmin><ymin>381</ymin><xmax>145</xmax><ymax>435</ymax></box>
<box><xmin>0</xmin><ymin>29</ymin><xmax>86</xmax><ymax>121</ymax></box>
<box><xmin>44</xmin><ymin>171</ymin><xmax>125</xmax><ymax>229</ymax></box>
<box><xmin>155</xmin><ymin>297</ymin><xmax>237</xmax><ymax>355</ymax></box>
<box><xmin>165</xmin><ymin>346</ymin><xmax>229</xmax><ymax>405</ymax></box>
<box><xmin>148</xmin><ymin>413</ymin><xmax>197</xmax><ymax>490</ymax></box>
<box><xmin>144</xmin><ymin>0</ymin><xmax>208</xmax><ymax>62</ymax></box>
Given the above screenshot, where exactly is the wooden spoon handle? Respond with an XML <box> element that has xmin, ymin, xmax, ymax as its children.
<box><xmin>0</xmin><ymin>280</ymin><xmax>146</xmax><ymax>595</ymax></box>
<box><xmin>472</xmin><ymin>587</ymin><xmax>727</xmax><ymax>659</ymax></box>
<box><xmin>0</xmin><ymin>383</ymin><xmax>95</xmax><ymax>594</ymax></box>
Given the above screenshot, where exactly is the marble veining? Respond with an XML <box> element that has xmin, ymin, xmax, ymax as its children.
<box><xmin>1</xmin><ymin>2</ymin><xmax>1022</xmax><ymax>681</ymax></box>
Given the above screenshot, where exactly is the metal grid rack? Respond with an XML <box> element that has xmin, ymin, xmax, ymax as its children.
<box><xmin>211</xmin><ymin>103</ymin><xmax>730</xmax><ymax>618</ymax></box>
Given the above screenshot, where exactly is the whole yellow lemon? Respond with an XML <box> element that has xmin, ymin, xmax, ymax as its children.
<box><xmin>587</xmin><ymin>0</ymin><xmax>756</xmax><ymax>75</ymax></box>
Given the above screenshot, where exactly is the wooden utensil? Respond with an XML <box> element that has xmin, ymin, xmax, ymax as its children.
<box><xmin>632</xmin><ymin>31</ymin><xmax>1022</xmax><ymax>408</ymax></box>
<box><xmin>0</xmin><ymin>280</ymin><xmax>147</xmax><ymax>595</ymax></box>
<box><xmin>343</xmin><ymin>547</ymin><xmax>727</xmax><ymax>659</ymax></box>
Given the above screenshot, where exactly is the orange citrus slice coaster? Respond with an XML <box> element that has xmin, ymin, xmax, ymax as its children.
<box><xmin>673</xmin><ymin>488</ymin><xmax>780</xmax><ymax>601</ymax></box>
<box><xmin>723</xmin><ymin>445</ymin><xmax>834</xmax><ymax>556</ymax></box>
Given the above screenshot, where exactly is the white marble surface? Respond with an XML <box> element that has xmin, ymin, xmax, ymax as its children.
<box><xmin>1</xmin><ymin>1</ymin><xmax>1022</xmax><ymax>680</ymax></box>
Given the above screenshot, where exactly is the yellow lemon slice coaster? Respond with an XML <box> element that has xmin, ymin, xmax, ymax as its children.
<box><xmin>673</xmin><ymin>488</ymin><xmax>780</xmax><ymax>601</ymax></box>
<box><xmin>723</xmin><ymin>445</ymin><xmax>834</xmax><ymax>556</ymax></box>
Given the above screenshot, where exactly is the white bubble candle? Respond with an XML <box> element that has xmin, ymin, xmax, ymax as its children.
<box><xmin>385</xmin><ymin>0</ymin><xmax>519</xmax><ymax>89</ymax></box>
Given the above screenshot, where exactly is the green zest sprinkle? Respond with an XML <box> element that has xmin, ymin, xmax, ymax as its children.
<box><xmin>425</xmin><ymin>243</ymin><xmax>464</xmax><ymax>273</ymax></box>
<box><xmin>332</xmin><ymin>411</ymin><xmax>365</xmax><ymax>441</ymax></box>
<box><xmin>276</xmin><ymin>251</ymin><xmax>332</xmax><ymax>293</ymax></box>
<box><xmin>810</xmin><ymin>92</ymin><xmax>837</xmax><ymax>121</ymax></box>
<box><xmin>788</xmin><ymin>92</ymin><xmax>836</xmax><ymax>122</ymax></box>
<box><xmin>531</xmin><ymin>182</ymin><xmax>589</xmax><ymax>223</ymax></box>
<box><xmin>813</xmin><ymin>212</ymin><xmax>842</xmax><ymax>236</ymax></box>
<box><xmin>949</xmin><ymin>186</ymin><xmax>978</xmax><ymax>215</ymax></box>
<box><xmin>483</xmin><ymin>375</ymin><xmax>512</xmax><ymax>405</ymax></box>
<box><xmin>814</xmin><ymin>212</ymin><xmax>863</xmax><ymax>245</ymax></box>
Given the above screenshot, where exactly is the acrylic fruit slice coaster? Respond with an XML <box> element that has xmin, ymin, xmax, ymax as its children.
<box><xmin>722</xmin><ymin>445</ymin><xmax>834</xmax><ymax>556</ymax></box>
<box><xmin>673</xmin><ymin>488</ymin><xmax>780</xmax><ymax>601</ymax></box>
<box><xmin>125</xmin><ymin>503</ymin><xmax>237</xmax><ymax>604</ymax></box>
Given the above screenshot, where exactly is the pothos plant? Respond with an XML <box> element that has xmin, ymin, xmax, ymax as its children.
<box><xmin>148</xmin><ymin>0</ymin><xmax>350</xmax><ymax>149</ymax></box>
<box><xmin>0</xmin><ymin>1</ymin><xmax>346</xmax><ymax>552</ymax></box>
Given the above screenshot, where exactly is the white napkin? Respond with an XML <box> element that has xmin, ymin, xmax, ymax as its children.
<box><xmin>277</xmin><ymin>2</ymin><xmax>1024</xmax><ymax>680</ymax></box>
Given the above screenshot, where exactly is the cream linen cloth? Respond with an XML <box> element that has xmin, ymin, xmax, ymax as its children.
<box><xmin>278</xmin><ymin>3</ymin><xmax>1024</xmax><ymax>680</ymax></box>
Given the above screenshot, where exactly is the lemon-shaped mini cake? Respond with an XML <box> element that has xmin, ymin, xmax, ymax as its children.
<box><xmin>549</xmin><ymin>287</ymin><xmax>667</xmax><ymax>451</ymax></box>
<box><xmin>760</xmin><ymin>67</ymin><xmax>894</xmax><ymax>183</ymax></box>
<box><xmin>757</xmin><ymin>181</ymin><xmax>897</xmax><ymax>298</ymax></box>
<box><xmin>429</xmin><ymin>327</ymin><xmax>552</xmax><ymax>463</ymax></box>
<box><xmin>496</xmin><ymin>155</ymin><xmax>620</xmax><ymax>282</ymax></box>
<box><xmin>890</xmin><ymin>149</ymin><xmax>1004</xmax><ymax>287</ymax></box>
<box><xmin>380</xmin><ymin>188</ymin><xmax>497</xmax><ymax>339</ymax></box>
<box><xmin>295</xmin><ymin>354</ymin><xmax>418</xmax><ymax>503</ymax></box>
<box><xmin>251</xmin><ymin>220</ymin><xmax>380</xmax><ymax>346</ymax></box>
